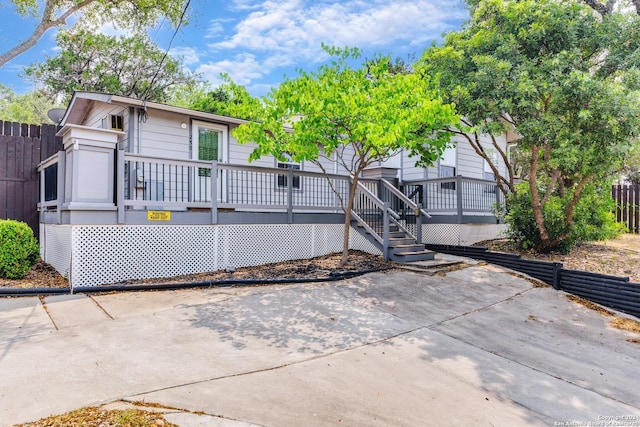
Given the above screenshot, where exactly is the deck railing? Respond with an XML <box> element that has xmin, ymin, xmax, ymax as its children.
<box><xmin>117</xmin><ymin>153</ymin><xmax>351</xmax><ymax>222</ymax></box>
<box><xmin>401</xmin><ymin>176</ymin><xmax>505</xmax><ymax>221</ymax></box>
<box><xmin>39</xmin><ymin>150</ymin><xmax>502</xmax><ymax>225</ymax></box>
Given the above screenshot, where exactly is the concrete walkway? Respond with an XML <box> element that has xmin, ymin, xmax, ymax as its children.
<box><xmin>1</xmin><ymin>262</ymin><xmax>639</xmax><ymax>426</ymax></box>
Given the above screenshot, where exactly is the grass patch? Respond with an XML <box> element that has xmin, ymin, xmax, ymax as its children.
<box><xmin>566</xmin><ymin>294</ymin><xmax>640</xmax><ymax>339</ymax></box>
<box><xmin>566</xmin><ymin>295</ymin><xmax>615</xmax><ymax>316</ymax></box>
<box><xmin>611</xmin><ymin>317</ymin><xmax>640</xmax><ymax>334</ymax></box>
<box><xmin>14</xmin><ymin>406</ymin><xmax>177</xmax><ymax>427</ymax></box>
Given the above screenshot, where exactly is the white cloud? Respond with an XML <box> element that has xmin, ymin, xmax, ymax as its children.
<box><xmin>196</xmin><ymin>53</ymin><xmax>264</xmax><ymax>86</ymax></box>
<box><xmin>93</xmin><ymin>22</ymin><xmax>134</xmax><ymax>37</ymax></box>
<box><xmin>198</xmin><ymin>0</ymin><xmax>467</xmax><ymax>91</ymax></box>
<box><xmin>205</xmin><ymin>18</ymin><xmax>235</xmax><ymax>39</ymax></box>
<box><xmin>169</xmin><ymin>46</ymin><xmax>200</xmax><ymax>65</ymax></box>
<box><xmin>211</xmin><ymin>0</ymin><xmax>466</xmax><ymax>58</ymax></box>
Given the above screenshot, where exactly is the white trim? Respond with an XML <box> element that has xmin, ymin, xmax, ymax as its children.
<box><xmin>191</xmin><ymin>121</ymin><xmax>228</xmax><ymax>163</ymax></box>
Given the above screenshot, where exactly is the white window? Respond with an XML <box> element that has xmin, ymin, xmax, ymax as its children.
<box><xmin>439</xmin><ymin>146</ymin><xmax>457</xmax><ymax>190</ymax></box>
<box><xmin>276</xmin><ymin>155</ymin><xmax>301</xmax><ymax>189</ymax></box>
<box><xmin>484</xmin><ymin>149</ymin><xmax>498</xmax><ymax>181</ymax></box>
<box><xmin>191</xmin><ymin>121</ymin><xmax>227</xmax><ymax>202</ymax></box>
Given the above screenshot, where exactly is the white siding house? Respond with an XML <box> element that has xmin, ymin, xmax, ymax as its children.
<box><xmin>39</xmin><ymin>92</ymin><xmax>509</xmax><ymax>288</ymax></box>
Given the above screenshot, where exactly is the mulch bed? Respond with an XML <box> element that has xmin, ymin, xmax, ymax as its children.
<box><xmin>0</xmin><ymin>251</ymin><xmax>392</xmax><ymax>289</ymax></box>
<box><xmin>0</xmin><ymin>261</ymin><xmax>69</xmax><ymax>289</ymax></box>
<box><xmin>475</xmin><ymin>237</ymin><xmax>640</xmax><ymax>283</ymax></box>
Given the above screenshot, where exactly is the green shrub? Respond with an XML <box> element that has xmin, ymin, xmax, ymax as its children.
<box><xmin>0</xmin><ymin>219</ymin><xmax>39</xmax><ymax>279</ymax></box>
<box><xmin>505</xmin><ymin>181</ymin><xmax>624</xmax><ymax>253</ymax></box>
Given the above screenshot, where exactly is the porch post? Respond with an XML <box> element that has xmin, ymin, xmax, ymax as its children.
<box><xmin>495</xmin><ymin>179</ymin><xmax>502</xmax><ymax>223</ymax></box>
<box><xmin>422</xmin><ymin>183</ymin><xmax>427</xmax><ymax>210</ymax></box>
<box><xmin>56</xmin><ymin>151</ymin><xmax>65</xmax><ymax>224</ymax></box>
<box><xmin>456</xmin><ymin>175</ymin><xmax>463</xmax><ymax>224</ymax></box>
<box><xmin>117</xmin><ymin>150</ymin><xmax>125</xmax><ymax>224</ymax></box>
<box><xmin>211</xmin><ymin>161</ymin><xmax>218</xmax><ymax>224</ymax></box>
<box><xmin>416</xmin><ymin>203</ymin><xmax>423</xmax><ymax>244</ymax></box>
<box><xmin>383</xmin><ymin>202</ymin><xmax>390</xmax><ymax>260</ymax></box>
<box><xmin>287</xmin><ymin>168</ymin><xmax>293</xmax><ymax>224</ymax></box>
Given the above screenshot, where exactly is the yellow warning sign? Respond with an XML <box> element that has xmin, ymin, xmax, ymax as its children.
<box><xmin>147</xmin><ymin>211</ymin><xmax>170</xmax><ymax>221</ymax></box>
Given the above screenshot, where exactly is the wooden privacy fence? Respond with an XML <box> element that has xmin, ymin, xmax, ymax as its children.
<box><xmin>612</xmin><ymin>184</ymin><xmax>640</xmax><ymax>234</ymax></box>
<box><xmin>0</xmin><ymin>121</ymin><xmax>62</xmax><ymax>238</ymax></box>
<box><xmin>425</xmin><ymin>244</ymin><xmax>640</xmax><ymax>319</ymax></box>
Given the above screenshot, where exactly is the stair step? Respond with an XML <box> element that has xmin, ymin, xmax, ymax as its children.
<box><xmin>389</xmin><ymin>244</ymin><xmax>425</xmax><ymax>255</ymax></box>
<box><xmin>390</xmin><ymin>250</ymin><xmax>436</xmax><ymax>263</ymax></box>
<box><xmin>389</xmin><ymin>237</ymin><xmax>415</xmax><ymax>245</ymax></box>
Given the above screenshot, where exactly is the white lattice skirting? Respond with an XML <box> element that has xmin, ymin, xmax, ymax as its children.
<box><xmin>40</xmin><ymin>224</ymin><xmax>381</xmax><ymax>288</ymax></box>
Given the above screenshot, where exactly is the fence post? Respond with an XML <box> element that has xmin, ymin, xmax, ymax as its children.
<box><xmin>416</xmin><ymin>203</ymin><xmax>423</xmax><ymax>243</ymax></box>
<box><xmin>287</xmin><ymin>168</ymin><xmax>294</xmax><ymax>224</ymax></box>
<box><xmin>383</xmin><ymin>202</ymin><xmax>390</xmax><ymax>260</ymax></box>
<box><xmin>211</xmin><ymin>161</ymin><xmax>218</xmax><ymax>224</ymax></box>
<box><xmin>552</xmin><ymin>262</ymin><xmax>562</xmax><ymax>290</ymax></box>
<box><xmin>456</xmin><ymin>175</ymin><xmax>463</xmax><ymax>224</ymax></box>
<box><xmin>117</xmin><ymin>150</ymin><xmax>125</xmax><ymax>224</ymax></box>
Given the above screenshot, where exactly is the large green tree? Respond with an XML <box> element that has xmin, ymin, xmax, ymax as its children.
<box><xmin>420</xmin><ymin>0</ymin><xmax>640</xmax><ymax>252</ymax></box>
<box><xmin>24</xmin><ymin>29</ymin><xmax>199</xmax><ymax>102</ymax></box>
<box><xmin>231</xmin><ymin>47</ymin><xmax>458</xmax><ymax>265</ymax></box>
<box><xmin>173</xmin><ymin>76</ymin><xmax>261</xmax><ymax>120</ymax></box>
<box><xmin>0</xmin><ymin>84</ymin><xmax>58</xmax><ymax>124</ymax></box>
<box><xmin>0</xmin><ymin>0</ymin><xmax>189</xmax><ymax>68</ymax></box>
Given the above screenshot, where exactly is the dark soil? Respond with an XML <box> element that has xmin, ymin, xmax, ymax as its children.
<box><xmin>475</xmin><ymin>234</ymin><xmax>640</xmax><ymax>282</ymax></box>
<box><xmin>0</xmin><ymin>251</ymin><xmax>392</xmax><ymax>289</ymax></box>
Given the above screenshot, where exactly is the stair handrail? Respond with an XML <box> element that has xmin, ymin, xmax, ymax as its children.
<box><xmin>354</xmin><ymin>180</ymin><xmax>400</xmax><ymax>220</ymax></box>
<box><xmin>381</xmin><ymin>178</ymin><xmax>431</xmax><ymax>219</ymax></box>
<box><xmin>350</xmin><ymin>179</ymin><xmax>398</xmax><ymax>259</ymax></box>
<box><xmin>350</xmin><ymin>210</ymin><xmax>384</xmax><ymax>245</ymax></box>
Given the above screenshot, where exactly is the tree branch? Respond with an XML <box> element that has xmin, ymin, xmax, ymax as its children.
<box><xmin>581</xmin><ymin>0</ymin><xmax>614</xmax><ymax>16</ymax></box>
<box><xmin>0</xmin><ymin>0</ymin><xmax>97</xmax><ymax>68</ymax></box>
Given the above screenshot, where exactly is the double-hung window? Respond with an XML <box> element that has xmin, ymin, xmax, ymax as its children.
<box><xmin>277</xmin><ymin>156</ymin><xmax>301</xmax><ymax>190</ymax></box>
<box><xmin>484</xmin><ymin>149</ymin><xmax>498</xmax><ymax>193</ymax></box>
<box><xmin>439</xmin><ymin>146</ymin><xmax>457</xmax><ymax>190</ymax></box>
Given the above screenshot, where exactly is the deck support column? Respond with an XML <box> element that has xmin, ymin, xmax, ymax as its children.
<box><xmin>383</xmin><ymin>202</ymin><xmax>390</xmax><ymax>260</ymax></box>
<box><xmin>211</xmin><ymin>161</ymin><xmax>218</xmax><ymax>224</ymax></box>
<box><xmin>287</xmin><ymin>168</ymin><xmax>293</xmax><ymax>224</ymax></box>
<box><xmin>456</xmin><ymin>175</ymin><xmax>463</xmax><ymax>224</ymax></box>
<box><xmin>117</xmin><ymin>150</ymin><xmax>125</xmax><ymax>224</ymax></box>
<box><xmin>416</xmin><ymin>203</ymin><xmax>423</xmax><ymax>243</ymax></box>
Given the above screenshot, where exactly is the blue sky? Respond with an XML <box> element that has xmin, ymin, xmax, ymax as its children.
<box><xmin>0</xmin><ymin>0</ymin><xmax>469</xmax><ymax>97</ymax></box>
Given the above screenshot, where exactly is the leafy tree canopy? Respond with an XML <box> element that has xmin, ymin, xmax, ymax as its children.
<box><xmin>1</xmin><ymin>0</ymin><xmax>190</xmax><ymax>68</ymax></box>
<box><xmin>0</xmin><ymin>84</ymin><xmax>59</xmax><ymax>124</ymax></box>
<box><xmin>232</xmin><ymin>45</ymin><xmax>458</xmax><ymax>264</ymax></box>
<box><xmin>173</xmin><ymin>75</ymin><xmax>262</xmax><ymax>120</ymax></box>
<box><xmin>24</xmin><ymin>29</ymin><xmax>200</xmax><ymax>103</ymax></box>
<box><xmin>421</xmin><ymin>0</ymin><xmax>640</xmax><ymax>252</ymax></box>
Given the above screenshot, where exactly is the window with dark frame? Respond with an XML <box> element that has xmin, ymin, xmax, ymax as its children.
<box><xmin>484</xmin><ymin>171</ymin><xmax>497</xmax><ymax>193</ymax></box>
<box><xmin>277</xmin><ymin>161</ymin><xmax>301</xmax><ymax>189</ymax></box>
<box><xmin>440</xmin><ymin>165</ymin><xmax>456</xmax><ymax>190</ymax></box>
<box><xmin>110</xmin><ymin>114</ymin><xmax>123</xmax><ymax>131</ymax></box>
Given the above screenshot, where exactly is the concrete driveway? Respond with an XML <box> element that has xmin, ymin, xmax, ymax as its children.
<box><xmin>1</xmin><ymin>262</ymin><xmax>639</xmax><ymax>426</ymax></box>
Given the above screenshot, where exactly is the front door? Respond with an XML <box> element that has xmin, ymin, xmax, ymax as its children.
<box><xmin>192</xmin><ymin>121</ymin><xmax>226</xmax><ymax>202</ymax></box>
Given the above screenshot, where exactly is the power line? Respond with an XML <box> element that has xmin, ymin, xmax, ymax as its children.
<box><xmin>141</xmin><ymin>0</ymin><xmax>191</xmax><ymax>104</ymax></box>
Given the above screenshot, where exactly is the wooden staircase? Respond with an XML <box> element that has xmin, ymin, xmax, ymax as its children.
<box><xmin>353</xmin><ymin>221</ymin><xmax>435</xmax><ymax>263</ymax></box>
<box><xmin>350</xmin><ymin>177</ymin><xmax>435</xmax><ymax>263</ymax></box>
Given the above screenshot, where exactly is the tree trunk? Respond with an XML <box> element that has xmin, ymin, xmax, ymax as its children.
<box><xmin>340</xmin><ymin>174</ymin><xmax>360</xmax><ymax>267</ymax></box>
<box><xmin>536</xmin><ymin>175</ymin><xmax>591</xmax><ymax>252</ymax></box>
<box><xmin>528</xmin><ymin>145</ymin><xmax>551</xmax><ymax>247</ymax></box>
